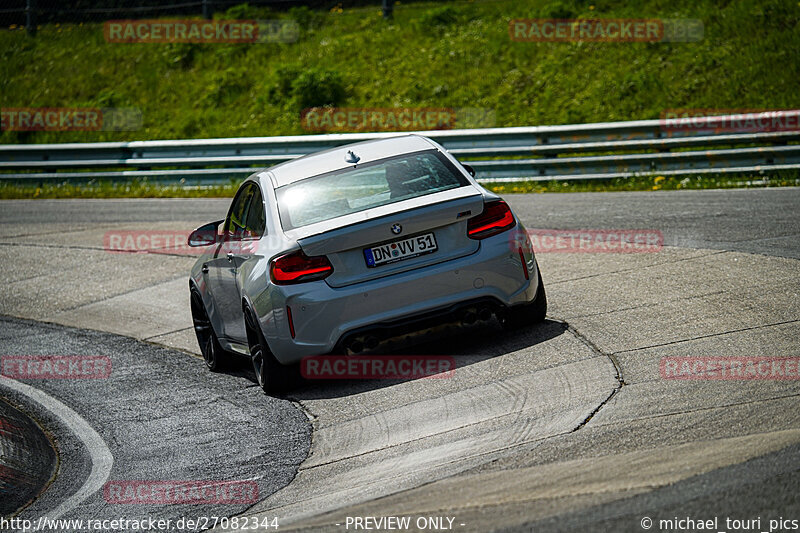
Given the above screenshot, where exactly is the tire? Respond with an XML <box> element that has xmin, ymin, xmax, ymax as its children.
<box><xmin>502</xmin><ymin>268</ymin><xmax>547</xmax><ymax>330</ymax></box>
<box><xmin>191</xmin><ymin>289</ymin><xmax>229</xmax><ymax>372</ymax></box>
<box><xmin>244</xmin><ymin>306</ymin><xmax>296</xmax><ymax>395</ymax></box>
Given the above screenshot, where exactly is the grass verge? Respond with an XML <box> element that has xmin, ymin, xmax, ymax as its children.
<box><xmin>1</xmin><ymin>0</ymin><xmax>798</xmax><ymax>143</ymax></box>
<box><xmin>2</xmin><ymin>173</ymin><xmax>798</xmax><ymax>199</ymax></box>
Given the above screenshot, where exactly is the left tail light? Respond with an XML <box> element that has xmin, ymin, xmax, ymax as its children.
<box><xmin>467</xmin><ymin>200</ymin><xmax>516</xmax><ymax>240</ymax></box>
<box><xmin>270</xmin><ymin>250</ymin><xmax>333</xmax><ymax>285</ymax></box>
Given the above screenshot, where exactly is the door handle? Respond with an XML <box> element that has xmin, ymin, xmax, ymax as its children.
<box><xmin>201</xmin><ymin>264</ymin><xmax>209</xmax><ymax>273</ymax></box>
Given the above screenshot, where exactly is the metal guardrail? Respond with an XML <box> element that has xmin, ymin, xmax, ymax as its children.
<box><xmin>1</xmin><ymin>111</ymin><xmax>799</xmax><ymax>183</ymax></box>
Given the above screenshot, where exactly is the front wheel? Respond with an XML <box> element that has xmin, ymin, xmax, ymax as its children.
<box><xmin>244</xmin><ymin>306</ymin><xmax>297</xmax><ymax>395</ymax></box>
<box><xmin>502</xmin><ymin>268</ymin><xmax>547</xmax><ymax>330</ymax></box>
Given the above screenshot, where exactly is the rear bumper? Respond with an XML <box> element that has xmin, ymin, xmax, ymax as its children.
<box><xmin>260</xmin><ymin>227</ymin><xmax>539</xmax><ymax>364</ymax></box>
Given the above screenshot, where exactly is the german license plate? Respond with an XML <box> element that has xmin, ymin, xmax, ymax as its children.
<box><xmin>364</xmin><ymin>232</ymin><xmax>438</xmax><ymax>268</ymax></box>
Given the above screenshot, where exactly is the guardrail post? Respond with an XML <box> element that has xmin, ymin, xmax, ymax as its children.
<box><xmin>202</xmin><ymin>0</ymin><xmax>213</xmax><ymax>20</ymax></box>
<box><xmin>25</xmin><ymin>0</ymin><xmax>37</xmax><ymax>36</ymax></box>
<box><xmin>382</xmin><ymin>0</ymin><xmax>394</xmax><ymax>19</ymax></box>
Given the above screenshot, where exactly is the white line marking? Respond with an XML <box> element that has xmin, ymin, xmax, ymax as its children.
<box><xmin>0</xmin><ymin>377</ymin><xmax>114</xmax><ymax>520</ymax></box>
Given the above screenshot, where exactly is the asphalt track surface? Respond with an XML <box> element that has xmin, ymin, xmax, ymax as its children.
<box><xmin>0</xmin><ymin>188</ymin><xmax>799</xmax><ymax>532</ymax></box>
<box><xmin>0</xmin><ymin>318</ymin><xmax>310</xmax><ymax>528</ymax></box>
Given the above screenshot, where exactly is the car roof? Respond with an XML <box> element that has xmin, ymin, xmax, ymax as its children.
<box><xmin>266</xmin><ymin>134</ymin><xmax>439</xmax><ymax>188</ymax></box>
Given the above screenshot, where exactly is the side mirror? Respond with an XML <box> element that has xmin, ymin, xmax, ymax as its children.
<box><xmin>462</xmin><ymin>164</ymin><xmax>476</xmax><ymax>178</ymax></box>
<box><xmin>188</xmin><ymin>220</ymin><xmax>223</xmax><ymax>247</ymax></box>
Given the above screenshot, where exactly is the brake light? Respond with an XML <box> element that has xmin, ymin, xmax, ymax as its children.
<box><xmin>270</xmin><ymin>250</ymin><xmax>333</xmax><ymax>285</ymax></box>
<box><xmin>467</xmin><ymin>200</ymin><xmax>516</xmax><ymax>239</ymax></box>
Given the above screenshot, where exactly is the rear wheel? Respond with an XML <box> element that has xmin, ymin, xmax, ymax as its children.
<box><xmin>502</xmin><ymin>268</ymin><xmax>547</xmax><ymax>330</ymax></box>
<box><xmin>244</xmin><ymin>306</ymin><xmax>296</xmax><ymax>395</ymax></box>
<box><xmin>191</xmin><ymin>289</ymin><xmax>229</xmax><ymax>372</ymax></box>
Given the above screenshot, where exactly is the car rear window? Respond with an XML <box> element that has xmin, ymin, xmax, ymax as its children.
<box><xmin>276</xmin><ymin>150</ymin><xmax>470</xmax><ymax>230</ymax></box>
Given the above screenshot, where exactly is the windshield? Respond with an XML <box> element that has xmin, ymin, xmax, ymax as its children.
<box><xmin>276</xmin><ymin>150</ymin><xmax>470</xmax><ymax>230</ymax></box>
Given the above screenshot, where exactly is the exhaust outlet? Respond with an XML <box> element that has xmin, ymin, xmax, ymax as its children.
<box><xmin>364</xmin><ymin>336</ymin><xmax>379</xmax><ymax>351</ymax></box>
<box><xmin>348</xmin><ymin>339</ymin><xmax>364</xmax><ymax>354</ymax></box>
<box><xmin>461</xmin><ymin>310</ymin><xmax>477</xmax><ymax>325</ymax></box>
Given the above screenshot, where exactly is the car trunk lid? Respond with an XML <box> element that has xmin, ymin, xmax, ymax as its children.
<box><xmin>292</xmin><ymin>187</ymin><xmax>484</xmax><ymax>288</ymax></box>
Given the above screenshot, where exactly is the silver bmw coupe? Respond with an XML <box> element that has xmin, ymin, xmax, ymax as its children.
<box><xmin>188</xmin><ymin>135</ymin><xmax>546</xmax><ymax>394</ymax></box>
